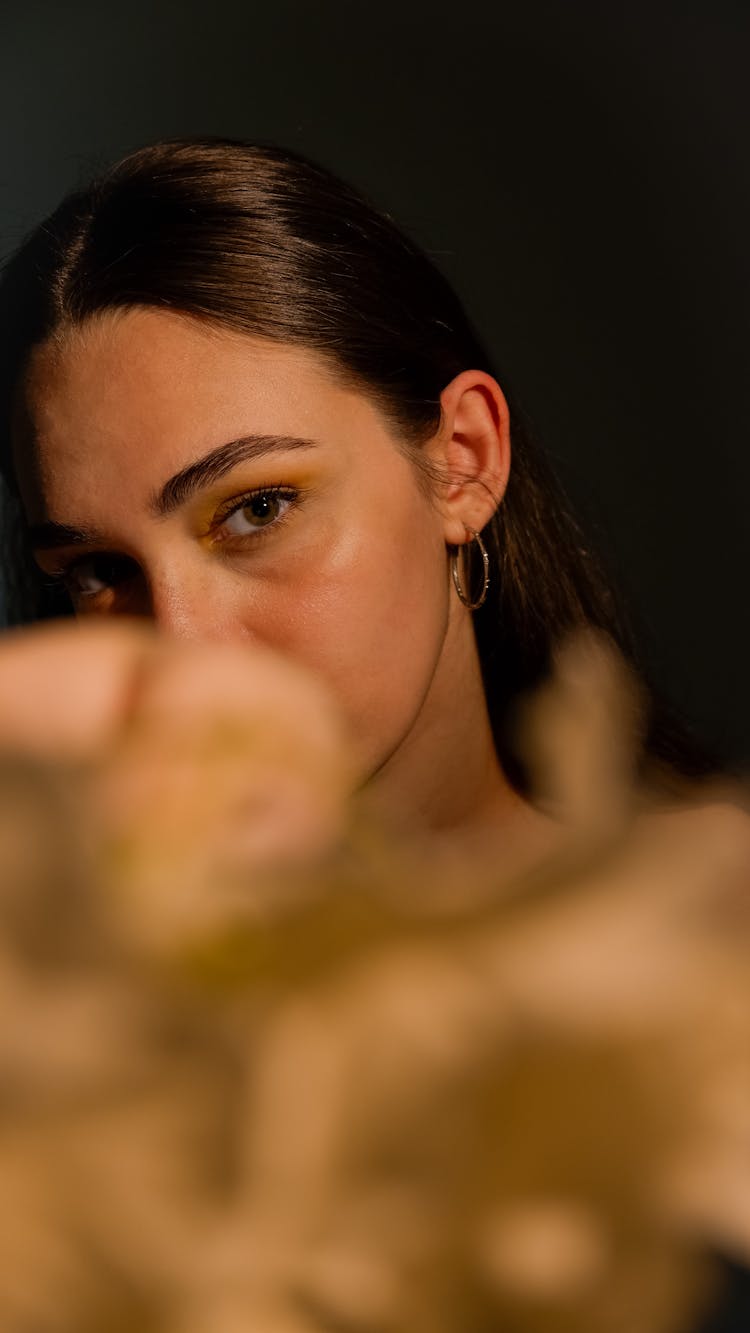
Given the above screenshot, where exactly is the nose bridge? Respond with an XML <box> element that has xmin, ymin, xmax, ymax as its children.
<box><xmin>146</xmin><ymin>562</ymin><xmax>250</xmax><ymax>643</ymax></box>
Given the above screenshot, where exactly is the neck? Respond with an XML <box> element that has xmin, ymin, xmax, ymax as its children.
<box><xmin>359</xmin><ymin>608</ymin><xmax>533</xmax><ymax>840</ymax></box>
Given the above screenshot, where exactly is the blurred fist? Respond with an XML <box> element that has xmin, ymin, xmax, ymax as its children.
<box><xmin>0</xmin><ymin>620</ymin><xmax>353</xmax><ymax>940</ymax></box>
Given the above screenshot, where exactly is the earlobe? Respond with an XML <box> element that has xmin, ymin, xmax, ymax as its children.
<box><xmin>428</xmin><ymin>369</ymin><xmax>512</xmax><ymax>546</ymax></box>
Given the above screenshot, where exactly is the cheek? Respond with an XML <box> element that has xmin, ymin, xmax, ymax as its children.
<box><xmin>237</xmin><ymin>511</ymin><xmax>450</xmax><ymax>762</ymax></box>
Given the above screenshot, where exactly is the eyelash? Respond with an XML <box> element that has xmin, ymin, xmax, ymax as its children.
<box><xmin>210</xmin><ymin>484</ymin><xmax>301</xmax><ymax>543</ymax></box>
<box><xmin>46</xmin><ymin>484</ymin><xmax>302</xmax><ymax>597</ymax></box>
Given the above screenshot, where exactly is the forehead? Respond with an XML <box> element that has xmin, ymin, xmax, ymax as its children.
<box><xmin>14</xmin><ymin>307</ymin><xmax>391</xmax><ymax>518</ymax></box>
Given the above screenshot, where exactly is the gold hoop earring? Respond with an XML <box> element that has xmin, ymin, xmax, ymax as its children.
<box><xmin>450</xmin><ymin>527</ymin><xmax>490</xmax><ymax>611</ymax></box>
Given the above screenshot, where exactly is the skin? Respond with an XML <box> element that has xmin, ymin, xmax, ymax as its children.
<box><xmin>13</xmin><ymin>306</ymin><xmax>547</xmax><ymax>839</ymax></box>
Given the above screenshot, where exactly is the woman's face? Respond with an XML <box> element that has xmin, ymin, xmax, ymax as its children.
<box><xmin>14</xmin><ymin>308</ymin><xmax>477</xmax><ymax>789</ymax></box>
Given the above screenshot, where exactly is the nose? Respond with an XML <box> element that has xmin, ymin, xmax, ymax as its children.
<box><xmin>146</xmin><ymin>570</ymin><xmax>254</xmax><ymax>644</ymax></box>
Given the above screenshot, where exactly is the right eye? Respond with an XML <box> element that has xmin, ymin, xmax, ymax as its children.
<box><xmin>64</xmin><ymin>554</ymin><xmax>136</xmax><ymax>599</ymax></box>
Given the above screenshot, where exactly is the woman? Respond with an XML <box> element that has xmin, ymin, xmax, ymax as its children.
<box><xmin>0</xmin><ymin>137</ymin><xmax>715</xmax><ymax>838</ymax></box>
<box><xmin>0</xmin><ymin>139</ymin><xmax>747</xmax><ymax>1332</ymax></box>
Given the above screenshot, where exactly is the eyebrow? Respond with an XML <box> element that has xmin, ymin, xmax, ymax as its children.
<box><xmin>27</xmin><ymin>433</ymin><xmax>319</xmax><ymax>551</ymax></box>
<box><xmin>29</xmin><ymin>520</ymin><xmax>108</xmax><ymax>551</ymax></box>
<box><xmin>150</xmin><ymin>434</ymin><xmax>318</xmax><ymax>517</ymax></box>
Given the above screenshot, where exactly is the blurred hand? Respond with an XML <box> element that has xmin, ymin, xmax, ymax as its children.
<box><xmin>0</xmin><ymin>620</ymin><xmax>353</xmax><ymax>940</ymax></box>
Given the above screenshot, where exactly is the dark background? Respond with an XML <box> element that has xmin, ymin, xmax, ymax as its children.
<box><xmin>1</xmin><ymin>0</ymin><xmax>748</xmax><ymax>767</ymax></box>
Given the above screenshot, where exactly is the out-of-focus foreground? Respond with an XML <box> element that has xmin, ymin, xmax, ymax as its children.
<box><xmin>0</xmin><ymin>623</ymin><xmax>748</xmax><ymax>1333</ymax></box>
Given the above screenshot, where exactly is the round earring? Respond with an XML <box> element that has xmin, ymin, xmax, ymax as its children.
<box><xmin>450</xmin><ymin>527</ymin><xmax>490</xmax><ymax>611</ymax></box>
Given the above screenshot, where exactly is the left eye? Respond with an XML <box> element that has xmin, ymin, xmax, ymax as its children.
<box><xmin>220</xmin><ymin>490</ymin><xmax>295</xmax><ymax>537</ymax></box>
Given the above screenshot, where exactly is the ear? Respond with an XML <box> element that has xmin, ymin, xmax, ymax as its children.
<box><xmin>425</xmin><ymin>369</ymin><xmax>511</xmax><ymax>546</ymax></box>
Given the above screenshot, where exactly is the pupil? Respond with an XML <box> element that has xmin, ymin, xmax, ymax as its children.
<box><xmin>248</xmin><ymin>494</ymin><xmax>278</xmax><ymax>525</ymax></box>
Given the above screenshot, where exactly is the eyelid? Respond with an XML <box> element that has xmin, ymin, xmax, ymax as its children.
<box><xmin>210</xmin><ymin>483</ymin><xmax>302</xmax><ymax>533</ymax></box>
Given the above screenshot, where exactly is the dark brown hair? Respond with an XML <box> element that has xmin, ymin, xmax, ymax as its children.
<box><xmin>0</xmin><ymin>137</ymin><xmax>715</xmax><ymax>790</ymax></box>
